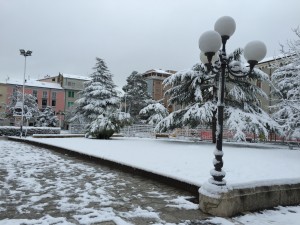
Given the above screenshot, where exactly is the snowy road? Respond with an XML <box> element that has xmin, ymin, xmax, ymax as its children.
<box><xmin>0</xmin><ymin>138</ymin><xmax>208</xmax><ymax>225</ymax></box>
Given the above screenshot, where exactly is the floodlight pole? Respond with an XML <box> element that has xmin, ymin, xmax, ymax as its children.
<box><xmin>19</xmin><ymin>49</ymin><xmax>32</xmax><ymax>138</ymax></box>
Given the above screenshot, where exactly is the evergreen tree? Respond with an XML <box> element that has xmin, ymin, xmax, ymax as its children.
<box><xmin>6</xmin><ymin>90</ymin><xmax>39</xmax><ymax>122</ymax></box>
<box><xmin>72</xmin><ymin>57</ymin><xmax>130</xmax><ymax>139</ymax></box>
<box><xmin>157</xmin><ymin>49</ymin><xmax>279</xmax><ymax>141</ymax></box>
<box><xmin>36</xmin><ymin>106</ymin><xmax>59</xmax><ymax>127</ymax></box>
<box><xmin>122</xmin><ymin>71</ymin><xmax>152</xmax><ymax>122</ymax></box>
<box><xmin>271</xmin><ymin>28</ymin><xmax>300</xmax><ymax>139</ymax></box>
<box><xmin>139</xmin><ymin>102</ymin><xmax>169</xmax><ymax>125</ymax></box>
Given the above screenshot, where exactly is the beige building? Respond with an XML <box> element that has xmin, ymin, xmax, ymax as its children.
<box><xmin>257</xmin><ymin>56</ymin><xmax>286</xmax><ymax>113</ymax></box>
<box><xmin>0</xmin><ymin>82</ymin><xmax>9</xmax><ymax>125</ymax></box>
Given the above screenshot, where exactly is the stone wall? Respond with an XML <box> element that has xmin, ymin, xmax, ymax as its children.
<box><xmin>199</xmin><ymin>182</ymin><xmax>300</xmax><ymax>217</ymax></box>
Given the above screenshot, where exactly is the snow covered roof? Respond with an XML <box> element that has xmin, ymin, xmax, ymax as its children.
<box><xmin>0</xmin><ymin>78</ymin><xmax>63</xmax><ymax>89</ymax></box>
<box><xmin>39</xmin><ymin>73</ymin><xmax>91</xmax><ymax>81</ymax></box>
<box><xmin>258</xmin><ymin>53</ymin><xmax>287</xmax><ymax>64</ymax></box>
<box><xmin>61</xmin><ymin>73</ymin><xmax>91</xmax><ymax>81</ymax></box>
<box><xmin>258</xmin><ymin>56</ymin><xmax>277</xmax><ymax>64</ymax></box>
<box><xmin>143</xmin><ymin>69</ymin><xmax>173</xmax><ymax>75</ymax></box>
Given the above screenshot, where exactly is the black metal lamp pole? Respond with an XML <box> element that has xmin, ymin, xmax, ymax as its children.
<box><xmin>199</xmin><ymin>16</ymin><xmax>267</xmax><ymax>186</ymax></box>
<box><xmin>212</xmin><ymin>47</ymin><xmax>227</xmax><ymax>185</ymax></box>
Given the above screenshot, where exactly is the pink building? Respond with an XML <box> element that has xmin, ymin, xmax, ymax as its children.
<box><xmin>0</xmin><ymin>78</ymin><xmax>65</xmax><ymax>126</ymax></box>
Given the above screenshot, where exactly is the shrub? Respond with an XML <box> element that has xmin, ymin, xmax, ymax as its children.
<box><xmin>0</xmin><ymin>126</ymin><xmax>60</xmax><ymax>136</ymax></box>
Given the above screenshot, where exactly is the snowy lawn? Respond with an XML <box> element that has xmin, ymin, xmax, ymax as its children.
<box><xmin>25</xmin><ymin>137</ymin><xmax>300</xmax><ymax>188</ymax></box>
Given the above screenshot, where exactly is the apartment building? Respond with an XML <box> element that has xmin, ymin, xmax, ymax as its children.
<box><xmin>38</xmin><ymin>73</ymin><xmax>91</xmax><ymax>112</ymax></box>
<box><xmin>0</xmin><ymin>78</ymin><xmax>64</xmax><ymax>126</ymax></box>
<box><xmin>142</xmin><ymin>69</ymin><xmax>176</xmax><ymax>112</ymax></box>
<box><xmin>38</xmin><ymin>73</ymin><xmax>91</xmax><ymax>128</ymax></box>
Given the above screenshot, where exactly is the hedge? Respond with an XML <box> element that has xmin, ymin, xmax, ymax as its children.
<box><xmin>0</xmin><ymin>126</ymin><xmax>61</xmax><ymax>136</ymax></box>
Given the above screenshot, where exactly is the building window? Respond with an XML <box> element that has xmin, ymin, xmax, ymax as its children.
<box><xmin>33</xmin><ymin>90</ymin><xmax>37</xmax><ymax>98</ymax></box>
<box><xmin>68</xmin><ymin>102</ymin><xmax>74</xmax><ymax>108</ymax></box>
<box><xmin>68</xmin><ymin>91</ymin><xmax>75</xmax><ymax>98</ymax></box>
<box><xmin>43</xmin><ymin>91</ymin><xmax>48</xmax><ymax>99</ymax></box>
<box><xmin>52</xmin><ymin>78</ymin><xmax>56</xmax><ymax>81</ymax></box>
<box><xmin>51</xmin><ymin>92</ymin><xmax>57</xmax><ymax>107</ymax></box>
<box><xmin>33</xmin><ymin>90</ymin><xmax>38</xmax><ymax>103</ymax></box>
<box><xmin>67</xmin><ymin>82</ymin><xmax>75</xmax><ymax>87</ymax></box>
<box><xmin>13</xmin><ymin>88</ymin><xmax>18</xmax><ymax>97</ymax></box>
<box><xmin>42</xmin><ymin>99</ymin><xmax>47</xmax><ymax>108</ymax></box>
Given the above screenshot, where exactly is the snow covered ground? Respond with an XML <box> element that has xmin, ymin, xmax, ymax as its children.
<box><xmin>25</xmin><ymin>137</ymin><xmax>300</xmax><ymax>188</ymax></box>
<box><xmin>2</xmin><ymin>137</ymin><xmax>300</xmax><ymax>225</ymax></box>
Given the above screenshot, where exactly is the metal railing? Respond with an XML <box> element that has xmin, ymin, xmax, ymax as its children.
<box><xmin>119</xmin><ymin>124</ymin><xmax>155</xmax><ymax>138</ymax></box>
<box><xmin>69</xmin><ymin>124</ymin><xmax>85</xmax><ymax>134</ymax></box>
<box><xmin>68</xmin><ymin>123</ymin><xmax>299</xmax><ymax>144</ymax></box>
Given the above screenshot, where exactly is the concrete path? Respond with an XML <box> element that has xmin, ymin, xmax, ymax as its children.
<box><xmin>0</xmin><ymin>138</ymin><xmax>216</xmax><ymax>225</ymax></box>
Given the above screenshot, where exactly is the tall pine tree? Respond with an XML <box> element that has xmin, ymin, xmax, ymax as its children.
<box><xmin>157</xmin><ymin>49</ymin><xmax>279</xmax><ymax>141</ymax></box>
<box><xmin>122</xmin><ymin>71</ymin><xmax>152</xmax><ymax>122</ymax></box>
<box><xmin>72</xmin><ymin>58</ymin><xmax>130</xmax><ymax>139</ymax></box>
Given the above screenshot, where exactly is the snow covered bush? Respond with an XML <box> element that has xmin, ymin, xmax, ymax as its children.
<box><xmin>139</xmin><ymin>102</ymin><xmax>169</xmax><ymax>125</ymax></box>
<box><xmin>271</xmin><ymin>28</ymin><xmax>300</xmax><ymax>139</ymax></box>
<box><xmin>72</xmin><ymin>58</ymin><xmax>130</xmax><ymax>139</ymax></box>
<box><xmin>88</xmin><ymin>111</ymin><xmax>130</xmax><ymax>139</ymax></box>
<box><xmin>0</xmin><ymin>126</ymin><xmax>60</xmax><ymax>136</ymax></box>
<box><xmin>35</xmin><ymin>106</ymin><xmax>59</xmax><ymax>127</ymax></box>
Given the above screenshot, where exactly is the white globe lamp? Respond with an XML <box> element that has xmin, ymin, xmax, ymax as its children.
<box><xmin>244</xmin><ymin>40</ymin><xmax>267</xmax><ymax>63</ymax></box>
<box><xmin>214</xmin><ymin>16</ymin><xmax>236</xmax><ymax>38</ymax></box>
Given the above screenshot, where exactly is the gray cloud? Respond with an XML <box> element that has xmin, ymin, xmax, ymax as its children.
<box><xmin>1</xmin><ymin>0</ymin><xmax>300</xmax><ymax>87</ymax></box>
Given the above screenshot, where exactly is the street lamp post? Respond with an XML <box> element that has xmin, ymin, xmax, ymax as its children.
<box><xmin>198</xmin><ymin>16</ymin><xmax>266</xmax><ymax>186</ymax></box>
<box><xmin>19</xmin><ymin>49</ymin><xmax>32</xmax><ymax>137</ymax></box>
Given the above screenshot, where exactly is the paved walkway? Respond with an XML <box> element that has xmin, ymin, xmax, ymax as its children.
<box><xmin>0</xmin><ymin>138</ymin><xmax>217</xmax><ymax>225</ymax></box>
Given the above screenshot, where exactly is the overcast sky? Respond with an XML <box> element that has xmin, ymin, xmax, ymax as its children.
<box><xmin>1</xmin><ymin>0</ymin><xmax>300</xmax><ymax>87</ymax></box>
